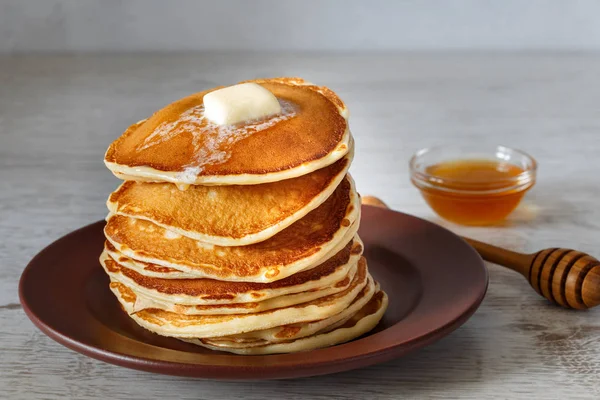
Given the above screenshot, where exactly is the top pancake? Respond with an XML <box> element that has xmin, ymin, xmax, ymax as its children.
<box><xmin>107</xmin><ymin>151</ymin><xmax>351</xmax><ymax>246</ymax></box>
<box><xmin>104</xmin><ymin>77</ymin><xmax>350</xmax><ymax>185</ymax></box>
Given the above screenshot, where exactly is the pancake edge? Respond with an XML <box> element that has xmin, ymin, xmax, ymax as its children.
<box><xmin>103</xmin><ymin>175</ymin><xmax>361</xmax><ymax>283</ymax></box>
<box><xmin>189</xmin><ymin>290</ymin><xmax>388</xmax><ymax>354</ymax></box>
<box><xmin>106</xmin><ymin>147</ymin><xmax>354</xmax><ymax>246</ymax></box>
<box><xmin>104</xmin><ymin>131</ymin><xmax>352</xmax><ymax>186</ymax></box>
<box><xmin>110</xmin><ymin>270</ymin><xmax>373</xmax><ymax>338</ymax></box>
<box><xmin>100</xmin><ymin>236</ymin><xmax>363</xmax><ymax>306</ymax></box>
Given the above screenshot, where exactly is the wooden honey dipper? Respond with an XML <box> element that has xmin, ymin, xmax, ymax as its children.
<box><xmin>362</xmin><ymin>195</ymin><xmax>600</xmax><ymax>310</ymax></box>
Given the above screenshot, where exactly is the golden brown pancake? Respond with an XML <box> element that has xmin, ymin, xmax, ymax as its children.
<box><xmin>104</xmin><ymin>176</ymin><xmax>360</xmax><ymax>282</ymax></box>
<box><xmin>107</xmin><ymin>262</ymin><xmax>357</xmax><ymax>316</ymax></box>
<box><xmin>106</xmin><ymin>152</ymin><xmax>351</xmax><ymax>245</ymax></box>
<box><xmin>104</xmin><ymin>77</ymin><xmax>350</xmax><ymax>185</ymax></box>
<box><xmin>189</xmin><ymin>290</ymin><xmax>387</xmax><ymax>354</ymax></box>
<box><xmin>104</xmin><ymin>240</ymin><xmax>187</xmax><ymax>277</ymax></box>
<box><xmin>109</xmin><ymin>257</ymin><xmax>371</xmax><ymax>338</ymax></box>
<box><xmin>100</xmin><ymin>74</ymin><xmax>388</xmax><ymax>355</ymax></box>
<box><xmin>100</xmin><ymin>237</ymin><xmax>362</xmax><ymax>306</ymax></box>
<box><xmin>203</xmin><ymin>281</ymin><xmax>378</xmax><ymax>347</ymax></box>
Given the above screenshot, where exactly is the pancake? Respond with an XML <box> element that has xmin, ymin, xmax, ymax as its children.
<box><xmin>203</xmin><ymin>282</ymin><xmax>378</xmax><ymax>347</ymax></box>
<box><xmin>106</xmin><ymin>151</ymin><xmax>352</xmax><ymax>246</ymax></box>
<box><xmin>110</xmin><ymin>257</ymin><xmax>372</xmax><ymax>338</ymax></box>
<box><xmin>104</xmin><ymin>242</ymin><xmax>192</xmax><ymax>278</ymax></box>
<box><xmin>108</xmin><ymin>263</ymin><xmax>357</xmax><ymax>315</ymax></box>
<box><xmin>103</xmin><ymin>237</ymin><xmax>362</xmax><ymax>301</ymax></box>
<box><xmin>128</xmin><ymin>273</ymin><xmax>355</xmax><ymax>315</ymax></box>
<box><xmin>104</xmin><ymin>77</ymin><xmax>351</xmax><ymax>186</ymax></box>
<box><xmin>189</xmin><ymin>290</ymin><xmax>388</xmax><ymax>355</ymax></box>
<box><xmin>100</xmin><ymin>236</ymin><xmax>363</xmax><ymax>307</ymax></box>
<box><xmin>104</xmin><ymin>176</ymin><xmax>360</xmax><ymax>282</ymax></box>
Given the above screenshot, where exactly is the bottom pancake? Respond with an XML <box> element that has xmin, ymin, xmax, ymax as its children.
<box><xmin>109</xmin><ymin>257</ymin><xmax>371</xmax><ymax>338</ymax></box>
<box><xmin>202</xmin><ymin>282</ymin><xmax>378</xmax><ymax>347</ymax></box>
<box><xmin>187</xmin><ymin>290</ymin><xmax>388</xmax><ymax>355</ymax></box>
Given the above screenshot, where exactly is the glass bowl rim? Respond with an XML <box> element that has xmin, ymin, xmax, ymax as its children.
<box><xmin>409</xmin><ymin>144</ymin><xmax>537</xmax><ymax>194</ymax></box>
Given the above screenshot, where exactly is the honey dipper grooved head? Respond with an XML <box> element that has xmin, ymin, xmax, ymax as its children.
<box><xmin>530</xmin><ymin>248</ymin><xmax>600</xmax><ymax>309</ymax></box>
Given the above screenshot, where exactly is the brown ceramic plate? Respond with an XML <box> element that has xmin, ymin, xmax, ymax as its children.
<box><xmin>19</xmin><ymin>205</ymin><xmax>487</xmax><ymax>380</ymax></box>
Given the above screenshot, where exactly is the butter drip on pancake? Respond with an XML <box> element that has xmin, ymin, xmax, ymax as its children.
<box><xmin>138</xmin><ymin>100</ymin><xmax>297</xmax><ymax>183</ymax></box>
<box><xmin>105</xmin><ymin>77</ymin><xmax>350</xmax><ymax>185</ymax></box>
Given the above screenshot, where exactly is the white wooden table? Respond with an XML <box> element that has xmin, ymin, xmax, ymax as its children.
<box><xmin>1</xmin><ymin>53</ymin><xmax>599</xmax><ymax>399</ymax></box>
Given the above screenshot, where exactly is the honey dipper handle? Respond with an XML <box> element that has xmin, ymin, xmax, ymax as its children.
<box><xmin>460</xmin><ymin>237</ymin><xmax>532</xmax><ymax>277</ymax></box>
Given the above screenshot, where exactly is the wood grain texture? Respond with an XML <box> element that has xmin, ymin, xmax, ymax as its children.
<box><xmin>2</xmin><ymin>53</ymin><xmax>600</xmax><ymax>399</ymax></box>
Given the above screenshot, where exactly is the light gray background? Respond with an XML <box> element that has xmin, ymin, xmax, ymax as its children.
<box><xmin>2</xmin><ymin>0</ymin><xmax>600</xmax><ymax>52</ymax></box>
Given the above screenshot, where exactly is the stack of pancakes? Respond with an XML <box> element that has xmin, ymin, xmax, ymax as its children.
<box><xmin>101</xmin><ymin>77</ymin><xmax>388</xmax><ymax>354</ymax></box>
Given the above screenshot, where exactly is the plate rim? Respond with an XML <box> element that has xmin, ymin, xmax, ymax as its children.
<box><xmin>19</xmin><ymin>205</ymin><xmax>488</xmax><ymax>380</ymax></box>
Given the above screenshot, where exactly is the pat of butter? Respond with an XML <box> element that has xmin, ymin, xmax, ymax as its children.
<box><xmin>203</xmin><ymin>83</ymin><xmax>281</xmax><ymax>125</ymax></box>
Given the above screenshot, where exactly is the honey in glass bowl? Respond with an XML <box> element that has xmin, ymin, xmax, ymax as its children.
<box><xmin>409</xmin><ymin>145</ymin><xmax>537</xmax><ymax>225</ymax></box>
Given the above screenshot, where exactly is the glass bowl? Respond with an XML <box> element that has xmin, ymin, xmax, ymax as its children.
<box><xmin>409</xmin><ymin>145</ymin><xmax>537</xmax><ymax>225</ymax></box>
